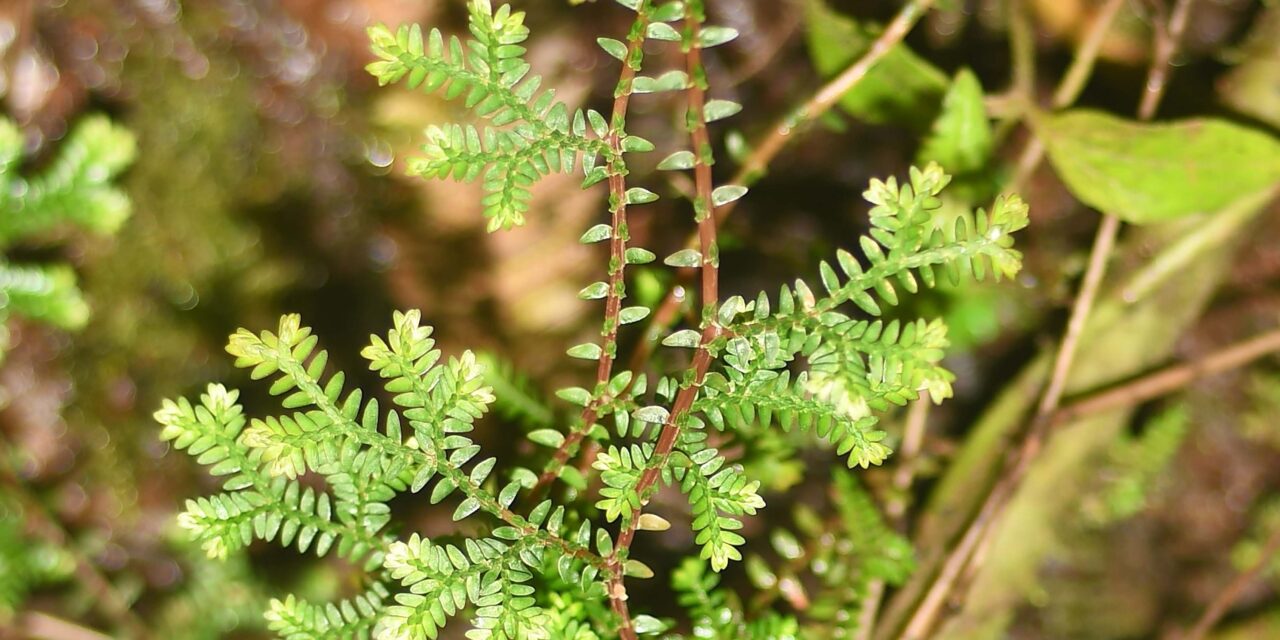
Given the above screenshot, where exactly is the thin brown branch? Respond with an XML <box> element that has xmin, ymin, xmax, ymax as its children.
<box><xmin>858</xmin><ymin>397</ymin><xmax>932</xmax><ymax>640</ymax></box>
<box><xmin>528</xmin><ymin>5</ymin><xmax>653</xmax><ymax>502</ymax></box>
<box><xmin>892</xmin><ymin>2</ymin><xmax>1198</xmax><ymax>636</ymax></box>
<box><xmin>1010</xmin><ymin>0</ymin><xmax>1127</xmax><ymax>191</ymax></box>
<box><xmin>1037</xmin><ymin>213</ymin><xmax>1122</xmax><ymax>419</ymax></box>
<box><xmin>1186</xmin><ymin>523</ymin><xmax>1280</xmax><ymax>640</ymax></box>
<box><xmin>608</xmin><ymin>5</ymin><xmax>722</xmax><ymax>636</ymax></box>
<box><xmin>14</xmin><ymin>611</ymin><xmax>115</xmax><ymax>640</ymax></box>
<box><xmin>1056</xmin><ymin>327</ymin><xmax>1280</xmax><ymax>424</ymax></box>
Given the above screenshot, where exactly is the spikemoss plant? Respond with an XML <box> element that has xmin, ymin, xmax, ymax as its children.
<box><xmin>162</xmin><ymin>1</ymin><xmax>1028</xmax><ymax>637</ymax></box>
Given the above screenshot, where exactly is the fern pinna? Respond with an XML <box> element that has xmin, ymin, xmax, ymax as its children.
<box><xmin>162</xmin><ymin>1</ymin><xmax>1028</xmax><ymax>638</ymax></box>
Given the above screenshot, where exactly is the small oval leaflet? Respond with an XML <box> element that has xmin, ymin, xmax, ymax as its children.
<box><xmin>699</xmin><ymin>26</ymin><xmax>739</xmax><ymax>48</ymax></box>
<box><xmin>622</xmin><ymin>135</ymin><xmax>655</xmax><ymax>153</ymax></box>
<box><xmin>566</xmin><ymin>342</ymin><xmax>603</xmax><ymax>360</ymax></box>
<box><xmin>662</xmin><ymin>329</ymin><xmax>701</xmax><ymax>348</ymax></box>
<box><xmin>579</xmin><ymin>223</ymin><xmax>612</xmax><ymax>244</ymax></box>
<box><xmin>578</xmin><ymin>281</ymin><xmax>610</xmax><ymax>300</ymax></box>
<box><xmin>555</xmin><ymin>386</ymin><xmax>592</xmax><ymax>406</ymax></box>
<box><xmin>633</xmin><ymin>405</ymin><xmax>671</xmax><ymax>424</ymax></box>
<box><xmin>703</xmin><ymin>99</ymin><xmax>743</xmax><ymax>123</ymax></box>
<box><xmin>664</xmin><ymin>249</ymin><xmax>702</xmax><ymax>268</ymax></box>
<box><xmin>657</xmin><ymin>150</ymin><xmax>696</xmax><ymax>170</ymax></box>
<box><xmin>646</xmin><ymin>23</ymin><xmax>681</xmax><ymax>41</ymax></box>
<box><xmin>596</xmin><ymin>37</ymin><xmax>627</xmax><ymax>61</ymax></box>
<box><xmin>625</xmin><ymin>247</ymin><xmax>656</xmax><ymax>264</ymax></box>
<box><xmin>527</xmin><ymin>429</ymin><xmax>565</xmax><ymax>448</ymax></box>
<box><xmin>711</xmin><ymin>185</ymin><xmax>748</xmax><ymax>206</ymax></box>
<box><xmin>625</xmin><ymin>187</ymin><xmax>659</xmax><ymax>204</ymax></box>
<box><xmin>619</xmin><ymin>306</ymin><xmax>651</xmax><ymax>324</ymax></box>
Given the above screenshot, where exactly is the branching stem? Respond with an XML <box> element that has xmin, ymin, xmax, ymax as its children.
<box><xmin>530</xmin><ymin>3</ymin><xmax>653</xmax><ymax>501</ymax></box>
<box><xmin>891</xmin><ymin>2</ymin><xmax>1198</xmax><ymax>636</ymax></box>
<box><xmin>608</xmin><ymin>4</ymin><xmax>722</xmax><ymax>636</ymax></box>
<box><xmin>628</xmin><ymin>0</ymin><xmax>936</xmax><ymax>383</ymax></box>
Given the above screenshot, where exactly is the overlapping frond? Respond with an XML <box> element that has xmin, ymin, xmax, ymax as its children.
<box><xmin>366</xmin><ymin>0</ymin><xmax>614</xmax><ymax>230</ymax></box>
<box><xmin>162</xmin><ymin>311</ymin><xmax>616</xmax><ymax>639</ymax></box>
<box><xmin>0</xmin><ymin>115</ymin><xmax>134</xmax><ymax>355</ymax></box>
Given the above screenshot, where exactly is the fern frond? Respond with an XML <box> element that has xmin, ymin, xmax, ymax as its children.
<box><xmin>266</xmin><ymin>583</ymin><xmax>391</xmax><ymax>640</ymax></box>
<box><xmin>177</xmin><ymin>478</ymin><xmax>388</xmax><ymax>568</ymax></box>
<box><xmin>0</xmin><ymin>261</ymin><xmax>90</xmax><ymax>330</ymax></box>
<box><xmin>366</xmin><ymin>1</ymin><xmax>612</xmax><ymax>231</ymax></box>
<box><xmin>0</xmin><ymin>116</ymin><xmax>134</xmax><ymax>244</ymax></box>
<box><xmin>831</xmin><ymin>473</ymin><xmax>915</xmax><ymax>586</ymax></box>
<box><xmin>478</xmin><ymin>352</ymin><xmax>555</xmax><ymax>429</ymax></box>
<box><xmin>378</xmin><ymin>533</ymin><xmax>548</xmax><ymax>640</ymax></box>
<box><xmin>1081</xmin><ymin>404</ymin><xmax>1189</xmax><ymax>526</ymax></box>
<box><xmin>672</xmin><ymin>433</ymin><xmax>764</xmax><ymax>571</ymax></box>
<box><xmin>592</xmin><ymin>444</ymin><xmax>652</xmax><ymax>522</ymax></box>
<box><xmin>0</xmin><ymin>115</ymin><xmax>133</xmax><ymax>357</ymax></box>
<box><xmin>696</xmin><ymin>367</ymin><xmax>890</xmax><ymax>469</ymax></box>
<box><xmin>671</xmin><ymin>557</ymin><xmax>797</xmax><ymax>639</ymax></box>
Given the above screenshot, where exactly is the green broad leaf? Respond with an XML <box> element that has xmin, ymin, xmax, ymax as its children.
<box><xmin>917</xmin><ymin>68</ymin><xmax>992</xmax><ymax>176</ymax></box>
<box><xmin>580</xmin><ymin>223</ymin><xmax>612</xmax><ymax>243</ymax></box>
<box><xmin>657</xmin><ymin>150</ymin><xmax>696</xmax><ymax>170</ymax></box>
<box><xmin>634</xmin><ymin>406</ymin><xmax>671</xmax><ymax>424</ymax></box>
<box><xmin>625</xmin><ymin>247</ymin><xmax>657</xmax><ymax>264</ymax></box>
<box><xmin>619</xmin><ymin>306</ymin><xmax>651</xmax><ymax>324</ymax></box>
<box><xmin>626</xmin><ymin>187</ymin><xmax>659</xmax><ymax>204</ymax></box>
<box><xmin>1037</xmin><ymin>109</ymin><xmax>1280</xmax><ymax>224</ymax></box>
<box><xmin>566</xmin><ymin>342</ymin><xmax>603</xmax><ymax>360</ymax></box>
<box><xmin>711</xmin><ymin>185</ymin><xmax>748</xmax><ymax>207</ymax></box>
<box><xmin>527</xmin><ymin>429</ymin><xmax>566</xmax><ymax>448</ymax></box>
<box><xmin>804</xmin><ymin>0</ymin><xmax>947</xmax><ymax>129</ymax></box>
<box><xmin>597</xmin><ymin>37</ymin><xmax>627</xmax><ymax>61</ymax></box>
<box><xmin>703</xmin><ymin>99</ymin><xmax>743</xmax><ymax>123</ymax></box>
<box><xmin>662</xmin><ymin>329</ymin><xmax>702</xmax><ymax>348</ymax></box>
<box><xmin>664</xmin><ymin>249</ymin><xmax>702</xmax><ymax>268</ymax></box>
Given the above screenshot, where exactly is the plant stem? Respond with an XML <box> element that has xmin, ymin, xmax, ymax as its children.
<box><xmin>1055</xmin><ymin>326</ymin><xmax>1280</xmax><ymax>424</ymax></box>
<box><xmin>732</xmin><ymin>0</ymin><xmax>936</xmax><ymax>186</ymax></box>
<box><xmin>627</xmin><ymin>0</ymin><xmax>937</xmax><ymax>381</ymax></box>
<box><xmin>858</xmin><ymin>397</ymin><xmax>931</xmax><ymax>640</ymax></box>
<box><xmin>530</xmin><ymin>3</ymin><xmax>652</xmax><ymax>502</ymax></box>
<box><xmin>608</xmin><ymin>4</ymin><xmax>722</xmax><ymax>636</ymax></box>
<box><xmin>1010</xmin><ymin>0</ymin><xmax>1127</xmax><ymax>191</ymax></box>
<box><xmin>891</xmin><ymin>1</ymin><xmax>1198</xmax><ymax>636</ymax></box>
<box><xmin>1186</xmin><ymin>523</ymin><xmax>1280</xmax><ymax>640</ymax></box>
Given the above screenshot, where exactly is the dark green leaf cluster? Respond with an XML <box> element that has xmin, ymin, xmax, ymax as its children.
<box><xmin>0</xmin><ymin>497</ymin><xmax>74</xmax><ymax>623</ymax></box>
<box><xmin>0</xmin><ymin>116</ymin><xmax>134</xmax><ymax>352</ymax></box>
<box><xmin>1080</xmin><ymin>404</ymin><xmax>1189</xmax><ymax>527</ymax></box>
<box><xmin>670</xmin><ymin>557</ymin><xmax>799</xmax><ymax>639</ymax></box>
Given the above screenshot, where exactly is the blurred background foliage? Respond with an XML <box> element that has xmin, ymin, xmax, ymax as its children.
<box><xmin>0</xmin><ymin>0</ymin><xmax>1277</xmax><ymax>638</ymax></box>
